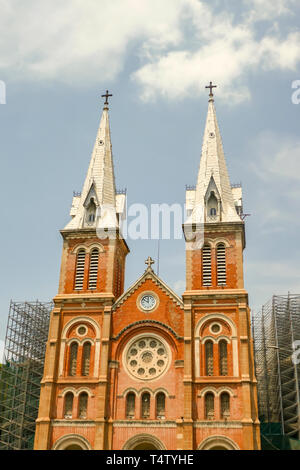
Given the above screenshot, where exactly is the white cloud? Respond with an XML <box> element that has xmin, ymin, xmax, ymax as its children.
<box><xmin>173</xmin><ymin>279</ymin><xmax>186</xmax><ymax>294</ymax></box>
<box><xmin>250</xmin><ymin>132</ymin><xmax>300</xmax><ymax>182</ymax></box>
<box><xmin>0</xmin><ymin>0</ymin><xmax>299</xmax><ymax>103</ymax></box>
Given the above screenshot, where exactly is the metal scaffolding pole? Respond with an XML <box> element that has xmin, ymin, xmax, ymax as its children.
<box><xmin>0</xmin><ymin>301</ymin><xmax>52</xmax><ymax>450</ymax></box>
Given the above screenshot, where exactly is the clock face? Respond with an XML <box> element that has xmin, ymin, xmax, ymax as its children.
<box><xmin>140</xmin><ymin>294</ymin><xmax>156</xmax><ymax>311</ymax></box>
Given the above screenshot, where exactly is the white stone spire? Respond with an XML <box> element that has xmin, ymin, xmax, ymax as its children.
<box><xmin>188</xmin><ymin>94</ymin><xmax>241</xmax><ymax>223</ymax></box>
<box><xmin>64</xmin><ymin>98</ymin><xmax>125</xmax><ymax>230</ymax></box>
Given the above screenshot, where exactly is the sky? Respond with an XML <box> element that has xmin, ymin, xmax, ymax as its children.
<box><xmin>0</xmin><ymin>0</ymin><xmax>300</xmax><ymax>361</ymax></box>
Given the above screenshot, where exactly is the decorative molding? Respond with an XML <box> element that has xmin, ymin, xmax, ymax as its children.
<box><xmin>112</xmin><ymin>320</ymin><xmax>183</xmax><ymax>341</ymax></box>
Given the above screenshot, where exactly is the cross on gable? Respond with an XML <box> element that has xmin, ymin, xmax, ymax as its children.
<box><xmin>145</xmin><ymin>256</ymin><xmax>155</xmax><ymax>269</ymax></box>
<box><xmin>101</xmin><ymin>90</ymin><xmax>113</xmax><ymax>106</ymax></box>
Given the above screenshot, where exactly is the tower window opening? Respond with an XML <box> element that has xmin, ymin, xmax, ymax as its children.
<box><xmin>82</xmin><ymin>342</ymin><xmax>91</xmax><ymax>376</ymax></box>
<box><xmin>220</xmin><ymin>392</ymin><xmax>230</xmax><ymax>419</ymax></box>
<box><xmin>88</xmin><ymin>249</ymin><xmax>99</xmax><ymax>290</ymax></box>
<box><xmin>64</xmin><ymin>392</ymin><xmax>74</xmax><ymax>419</ymax></box>
<box><xmin>75</xmin><ymin>249</ymin><xmax>86</xmax><ymax>290</ymax></box>
<box><xmin>217</xmin><ymin>243</ymin><xmax>226</xmax><ymax>286</ymax></box>
<box><xmin>219</xmin><ymin>340</ymin><xmax>228</xmax><ymax>376</ymax></box>
<box><xmin>207</xmin><ymin>192</ymin><xmax>218</xmax><ymax>220</ymax></box>
<box><xmin>78</xmin><ymin>392</ymin><xmax>88</xmax><ymax>419</ymax></box>
<box><xmin>69</xmin><ymin>342</ymin><xmax>78</xmax><ymax>376</ymax></box>
<box><xmin>202</xmin><ymin>245</ymin><xmax>212</xmax><ymax>286</ymax></box>
<box><xmin>205</xmin><ymin>340</ymin><xmax>214</xmax><ymax>376</ymax></box>
<box><xmin>205</xmin><ymin>392</ymin><xmax>215</xmax><ymax>420</ymax></box>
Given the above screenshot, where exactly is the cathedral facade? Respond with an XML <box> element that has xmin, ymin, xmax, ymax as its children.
<box><xmin>34</xmin><ymin>90</ymin><xmax>260</xmax><ymax>450</ymax></box>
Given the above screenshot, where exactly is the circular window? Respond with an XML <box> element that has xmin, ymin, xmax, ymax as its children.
<box><xmin>77</xmin><ymin>325</ymin><xmax>87</xmax><ymax>336</ymax></box>
<box><xmin>210</xmin><ymin>323</ymin><xmax>222</xmax><ymax>334</ymax></box>
<box><xmin>124</xmin><ymin>335</ymin><xmax>170</xmax><ymax>381</ymax></box>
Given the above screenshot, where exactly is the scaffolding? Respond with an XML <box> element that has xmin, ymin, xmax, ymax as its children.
<box><xmin>252</xmin><ymin>294</ymin><xmax>300</xmax><ymax>440</ymax></box>
<box><xmin>0</xmin><ymin>301</ymin><xmax>52</xmax><ymax>450</ymax></box>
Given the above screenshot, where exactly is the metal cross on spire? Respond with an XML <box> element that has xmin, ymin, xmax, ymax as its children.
<box><xmin>101</xmin><ymin>90</ymin><xmax>113</xmax><ymax>107</ymax></box>
<box><xmin>205</xmin><ymin>81</ymin><xmax>217</xmax><ymax>98</ymax></box>
<box><xmin>145</xmin><ymin>256</ymin><xmax>155</xmax><ymax>269</ymax></box>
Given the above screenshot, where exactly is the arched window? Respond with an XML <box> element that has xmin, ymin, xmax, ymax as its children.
<box><xmin>86</xmin><ymin>198</ymin><xmax>96</xmax><ymax>225</ymax></box>
<box><xmin>126</xmin><ymin>392</ymin><xmax>136</xmax><ymax>419</ymax></box>
<box><xmin>202</xmin><ymin>245</ymin><xmax>212</xmax><ymax>286</ymax></box>
<box><xmin>141</xmin><ymin>392</ymin><xmax>150</xmax><ymax>419</ymax></box>
<box><xmin>205</xmin><ymin>340</ymin><xmax>214</xmax><ymax>376</ymax></box>
<box><xmin>220</xmin><ymin>392</ymin><xmax>230</xmax><ymax>419</ymax></box>
<box><xmin>81</xmin><ymin>342</ymin><xmax>91</xmax><ymax>376</ymax></box>
<box><xmin>88</xmin><ymin>249</ymin><xmax>99</xmax><ymax>290</ymax></box>
<box><xmin>207</xmin><ymin>192</ymin><xmax>218</xmax><ymax>220</ymax></box>
<box><xmin>78</xmin><ymin>392</ymin><xmax>88</xmax><ymax>419</ymax></box>
<box><xmin>75</xmin><ymin>249</ymin><xmax>86</xmax><ymax>290</ymax></box>
<box><xmin>69</xmin><ymin>342</ymin><xmax>78</xmax><ymax>376</ymax></box>
<box><xmin>156</xmin><ymin>392</ymin><xmax>166</xmax><ymax>419</ymax></box>
<box><xmin>219</xmin><ymin>340</ymin><xmax>228</xmax><ymax>376</ymax></box>
<box><xmin>64</xmin><ymin>392</ymin><xmax>74</xmax><ymax>419</ymax></box>
<box><xmin>205</xmin><ymin>392</ymin><xmax>215</xmax><ymax>420</ymax></box>
<box><xmin>217</xmin><ymin>243</ymin><xmax>226</xmax><ymax>286</ymax></box>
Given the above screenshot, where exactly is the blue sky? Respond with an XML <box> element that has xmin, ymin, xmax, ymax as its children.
<box><xmin>1</xmin><ymin>0</ymin><xmax>300</xmax><ymax>360</ymax></box>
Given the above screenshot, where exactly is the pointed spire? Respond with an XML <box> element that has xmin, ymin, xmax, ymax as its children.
<box><xmin>192</xmin><ymin>89</ymin><xmax>240</xmax><ymax>223</ymax></box>
<box><xmin>64</xmin><ymin>93</ymin><xmax>118</xmax><ymax>230</ymax></box>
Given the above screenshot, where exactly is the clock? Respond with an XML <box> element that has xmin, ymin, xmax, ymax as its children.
<box><xmin>140</xmin><ymin>294</ymin><xmax>156</xmax><ymax>311</ymax></box>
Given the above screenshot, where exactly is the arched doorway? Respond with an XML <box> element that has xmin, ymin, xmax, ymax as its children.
<box><xmin>198</xmin><ymin>436</ymin><xmax>239</xmax><ymax>450</ymax></box>
<box><xmin>52</xmin><ymin>434</ymin><xmax>92</xmax><ymax>450</ymax></box>
<box><xmin>123</xmin><ymin>434</ymin><xmax>166</xmax><ymax>450</ymax></box>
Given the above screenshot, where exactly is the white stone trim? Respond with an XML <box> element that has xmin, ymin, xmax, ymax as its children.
<box><xmin>198</xmin><ymin>435</ymin><xmax>240</xmax><ymax>450</ymax></box>
<box><xmin>52</xmin><ymin>433</ymin><xmax>92</xmax><ymax>450</ymax></box>
<box><xmin>61</xmin><ymin>316</ymin><xmax>101</xmax><ymax>340</ymax></box>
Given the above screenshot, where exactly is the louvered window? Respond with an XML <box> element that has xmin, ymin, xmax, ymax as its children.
<box><xmin>220</xmin><ymin>393</ymin><xmax>230</xmax><ymax>419</ymax></box>
<box><xmin>64</xmin><ymin>392</ymin><xmax>74</xmax><ymax>419</ymax></box>
<box><xmin>205</xmin><ymin>393</ymin><xmax>215</xmax><ymax>420</ymax></box>
<box><xmin>82</xmin><ymin>342</ymin><xmax>91</xmax><ymax>376</ymax></box>
<box><xmin>156</xmin><ymin>392</ymin><xmax>165</xmax><ymax>418</ymax></box>
<box><xmin>141</xmin><ymin>392</ymin><xmax>150</xmax><ymax>419</ymax></box>
<box><xmin>202</xmin><ymin>245</ymin><xmax>212</xmax><ymax>286</ymax></box>
<box><xmin>75</xmin><ymin>249</ymin><xmax>86</xmax><ymax>290</ymax></box>
<box><xmin>217</xmin><ymin>243</ymin><xmax>226</xmax><ymax>286</ymax></box>
<box><xmin>69</xmin><ymin>342</ymin><xmax>78</xmax><ymax>376</ymax></box>
<box><xmin>205</xmin><ymin>340</ymin><xmax>214</xmax><ymax>376</ymax></box>
<box><xmin>126</xmin><ymin>393</ymin><xmax>135</xmax><ymax>419</ymax></box>
<box><xmin>88</xmin><ymin>249</ymin><xmax>99</xmax><ymax>290</ymax></box>
<box><xmin>219</xmin><ymin>340</ymin><xmax>228</xmax><ymax>376</ymax></box>
<box><xmin>78</xmin><ymin>392</ymin><xmax>88</xmax><ymax>419</ymax></box>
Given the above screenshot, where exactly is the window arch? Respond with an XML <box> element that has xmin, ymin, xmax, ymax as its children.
<box><xmin>156</xmin><ymin>392</ymin><xmax>166</xmax><ymax>419</ymax></box>
<box><xmin>64</xmin><ymin>392</ymin><xmax>74</xmax><ymax>419</ymax></box>
<box><xmin>205</xmin><ymin>340</ymin><xmax>214</xmax><ymax>376</ymax></box>
<box><xmin>217</xmin><ymin>243</ymin><xmax>226</xmax><ymax>286</ymax></box>
<box><xmin>88</xmin><ymin>249</ymin><xmax>99</xmax><ymax>290</ymax></box>
<box><xmin>126</xmin><ymin>392</ymin><xmax>136</xmax><ymax>419</ymax></box>
<box><xmin>81</xmin><ymin>342</ymin><xmax>91</xmax><ymax>376</ymax></box>
<box><xmin>141</xmin><ymin>392</ymin><xmax>151</xmax><ymax>419</ymax></box>
<box><xmin>75</xmin><ymin>249</ymin><xmax>86</xmax><ymax>290</ymax></box>
<box><xmin>69</xmin><ymin>342</ymin><xmax>78</xmax><ymax>376</ymax></box>
<box><xmin>202</xmin><ymin>245</ymin><xmax>212</xmax><ymax>286</ymax></box>
<box><xmin>205</xmin><ymin>392</ymin><xmax>215</xmax><ymax>420</ymax></box>
<box><xmin>219</xmin><ymin>340</ymin><xmax>228</xmax><ymax>376</ymax></box>
<box><xmin>78</xmin><ymin>392</ymin><xmax>88</xmax><ymax>419</ymax></box>
<box><xmin>220</xmin><ymin>392</ymin><xmax>230</xmax><ymax>419</ymax></box>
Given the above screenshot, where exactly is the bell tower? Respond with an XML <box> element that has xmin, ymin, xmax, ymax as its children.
<box><xmin>34</xmin><ymin>93</ymin><xmax>129</xmax><ymax>450</ymax></box>
<box><xmin>182</xmin><ymin>85</ymin><xmax>260</xmax><ymax>450</ymax></box>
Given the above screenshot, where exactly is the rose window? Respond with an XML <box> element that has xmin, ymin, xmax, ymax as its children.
<box><xmin>125</xmin><ymin>336</ymin><xmax>170</xmax><ymax>380</ymax></box>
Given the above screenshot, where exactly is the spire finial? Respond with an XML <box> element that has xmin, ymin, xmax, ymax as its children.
<box><xmin>145</xmin><ymin>256</ymin><xmax>155</xmax><ymax>270</ymax></box>
<box><xmin>205</xmin><ymin>81</ymin><xmax>217</xmax><ymax>100</ymax></box>
<box><xmin>101</xmin><ymin>90</ymin><xmax>113</xmax><ymax>108</ymax></box>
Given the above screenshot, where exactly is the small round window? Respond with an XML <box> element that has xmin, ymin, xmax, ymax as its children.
<box><xmin>77</xmin><ymin>325</ymin><xmax>87</xmax><ymax>336</ymax></box>
<box><xmin>210</xmin><ymin>323</ymin><xmax>221</xmax><ymax>334</ymax></box>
